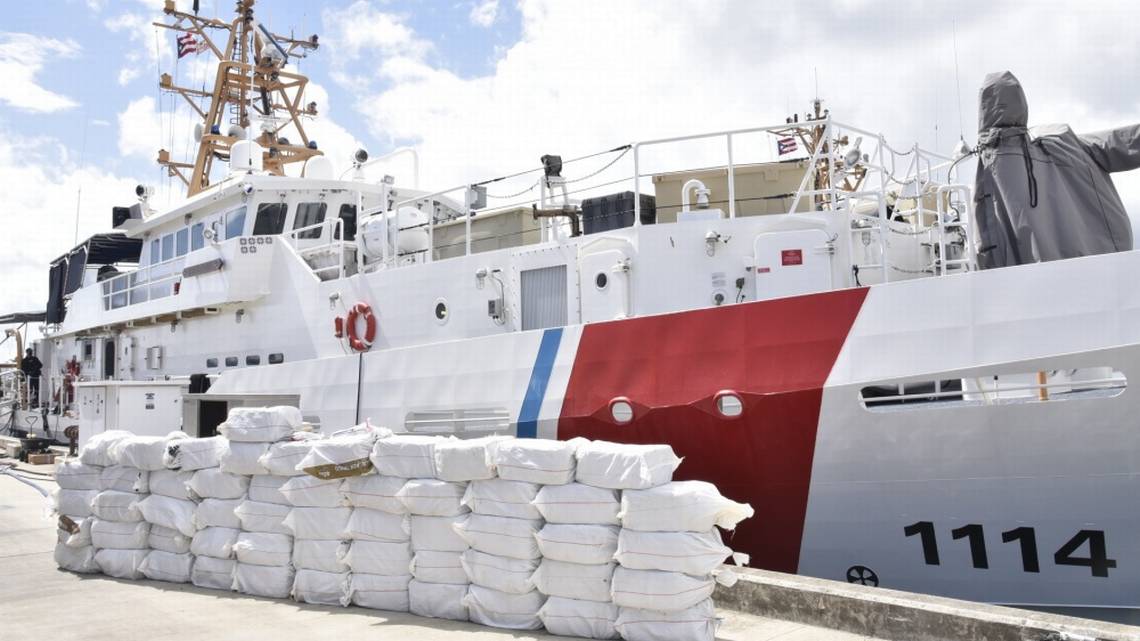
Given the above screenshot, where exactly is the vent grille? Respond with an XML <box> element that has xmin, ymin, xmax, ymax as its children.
<box><xmin>520</xmin><ymin>264</ymin><xmax>567</xmax><ymax>331</ymax></box>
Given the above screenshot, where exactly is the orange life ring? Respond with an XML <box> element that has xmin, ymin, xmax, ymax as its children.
<box><xmin>345</xmin><ymin>302</ymin><xmax>376</xmax><ymax>352</ymax></box>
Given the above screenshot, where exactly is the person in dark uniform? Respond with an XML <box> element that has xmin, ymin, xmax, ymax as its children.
<box><xmin>20</xmin><ymin>348</ymin><xmax>42</xmax><ymax>408</ymax></box>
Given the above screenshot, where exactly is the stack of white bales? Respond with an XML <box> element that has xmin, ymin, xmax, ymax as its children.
<box><xmin>91</xmin><ymin>432</ymin><xmax>187</xmax><ymax>579</ymax></box>
<box><xmin>222</xmin><ymin>406</ymin><xmax>310</xmax><ymax>598</ymax></box>
<box><xmin>529</xmin><ymin>441</ymin><xmax>648</xmax><ymax>639</ymax></box>
<box><xmin>371</xmin><ymin>435</ymin><xmax>470</xmax><ymax>621</ymax></box>
<box><xmin>285</xmin><ymin>423</ymin><xmax>388</xmax><ymax>606</ymax></box>
<box><xmin>52</xmin><ymin>432</ymin><xmax>131</xmax><ymax>574</ymax></box>
<box><xmin>340</xmin><ymin>439</ymin><xmax>415</xmax><ymax>611</ymax></box>
<box><xmin>611</xmin><ymin>474</ymin><xmax>753</xmax><ymax>641</ymax></box>
<box><xmin>133</xmin><ymin>435</ymin><xmax>223</xmax><ymax>583</ymax></box>
<box><xmin>452</xmin><ymin>438</ymin><xmax>579</xmax><ymax>629</ymax></box>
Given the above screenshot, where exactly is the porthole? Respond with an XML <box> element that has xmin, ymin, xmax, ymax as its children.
<box><xmin>206</xmin><ymin>358</ymin><xmax>218</xmax><ymax>368</ymax></box>
<box><xmin>595</xmin><ymin>272</ymin><xmax>608</xmax><ymax>290</ymax></box>
<box><xmin>715</xmin><ymin>391</ymin><xmax>743</xmax><ymax>418</ymax></box>
<box><xmin>224</xmin><ymin>356</ymin><xmax>238</xmax><ymax>367</ymax></box>
<box><xmin>245</xmin><ymin>355</ymin><xmax>261</xmax><ymax>366</ymax></box>
<box><xmin>610</xmin><ymin>397</ymin><xmax>634</xmax><ymax>424</ymax></box>
<box><xmin>268</xmin><ymin>353</ymin><xmax>284</xmax><ymax>364</ymax></box>
<box><xmin>434</xmin><ymin>298</ymin><xmax>449</xmax><ymax>324</ymax></box>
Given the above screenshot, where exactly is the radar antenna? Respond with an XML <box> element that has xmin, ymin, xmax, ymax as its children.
<box><xmin>153</xmin><ymin>0</ymin><xmax>321</xmax><ymax>195</ymax></box>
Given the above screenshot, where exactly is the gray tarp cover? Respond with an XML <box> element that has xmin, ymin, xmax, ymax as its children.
<box><xmin>973</xmin><ymin>71</ymin><xmax>1140</xmax><ymax>269</ymax></box>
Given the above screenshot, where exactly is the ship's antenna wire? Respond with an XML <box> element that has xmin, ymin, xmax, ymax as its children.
<box><xmin>72</xmin><ymin>113</ymin><xmax>89</xmax><ymax>246</ymax></box>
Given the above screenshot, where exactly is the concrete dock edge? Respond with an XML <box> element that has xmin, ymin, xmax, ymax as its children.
<box><xmin>715</xmin><ymin>567</ymin><xmax>1140</xmax><ymax>641</ymax></box>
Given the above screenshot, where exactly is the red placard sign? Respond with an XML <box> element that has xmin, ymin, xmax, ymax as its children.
<box><xmin>781</xmin><ymin>249</ymin><xmax>803</xmax><ymax>266</ymax></box>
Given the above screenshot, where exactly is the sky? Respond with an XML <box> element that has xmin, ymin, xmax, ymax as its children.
<box><xmin>1</xmin><ymin>0</ymin><xmax>1138</xmax><ymax>361</ymax></box>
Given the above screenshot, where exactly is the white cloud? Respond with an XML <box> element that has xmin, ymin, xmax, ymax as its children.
<box><xmin>0</xmin><ymin>129</ymin><xmax>141</xmax><ymax>361</ymax></box>
<box><xmin>321</xmin><ymin>1</ymin><xmax>432</xmax><ymax>65</ymax></box>
<box><xmin>469</xmin><ymin>0</ymin><xmax>499</xmax><ymax>28</ymax></box>
<box><xmin>105</xmin><ymin>11</ymin><xmax>175</xmax><ymax>87</ymax></box>
<box><xmin>328</xmin><ymin>0</ymin><xmax>1140</xmax><ymax>214</ymax></box>
<box><xmin>0</xmin><ymin>33</ymin><xmax>81</xmax><ymax>113</ymax></box>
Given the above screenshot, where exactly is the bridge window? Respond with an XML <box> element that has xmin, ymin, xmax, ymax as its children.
<box><xmin>293</xmin><ymin>202</ymin><xmax>327</xmax><ymax>239</ymax></box>
<box><xmin>225</xmin><ymin>208</ymin><xmax>246</xmax><ymax>239</ymax></box>
<box><xmin>176</xmin><ymin>228</ymin><xmax>189</xmax><ymax>256</ymax></box>
<box><xmin>253</xmin><ymin>203</ymin><xmax>288</xmax><ymax>235</ymax></box>
<box><xmin>191</xmin><ymin>222</ymin><xmax>205</xmax><ymax>251</ymax></box>
<box><xmin>161</xmin><ymin>234</ymin><xmax>174</xmax><ymax>262</ymax></box>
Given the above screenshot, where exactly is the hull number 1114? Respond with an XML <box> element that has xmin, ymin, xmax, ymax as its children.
<box><xmin>903</xmin><ymin>521</ymin><xmax>1116</xmax><ymax>577</ymax></box>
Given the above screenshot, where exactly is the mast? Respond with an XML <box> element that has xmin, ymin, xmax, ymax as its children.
<box><xmin>153</xmin><ymin>0</ymin><xmax>322</xmax><ymax>196</ymax></box>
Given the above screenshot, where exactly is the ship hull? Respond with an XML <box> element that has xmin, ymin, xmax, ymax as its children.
<box><xmin>209</xmin><ymin>248</ymin><xmax>1140</xmax><ymax>612</ymax></box>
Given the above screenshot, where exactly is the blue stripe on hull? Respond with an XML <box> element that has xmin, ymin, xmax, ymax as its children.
<box><xmin>517</xmin><ymin>327</ymin><xmax>563</xmax><ymax>438</ymax></box>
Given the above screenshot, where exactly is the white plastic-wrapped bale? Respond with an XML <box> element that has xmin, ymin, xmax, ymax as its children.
<box><xmin>397</xmin><ymin>479</ymin><xmax>468</xmax><ymax>516</ymax></box>
<box><xmin>292</xmin><ymin>568</ymin><xmax>350</xmax><ymax>606</ymax></box>
<box><xmin>615</xmin><ymin>529</ymin><xmax>740</xmax><ymax>575</ymax></box>
<box><xmin>259</xmin><ymin>437</ymin><xmax>320</xmax><ymax>477</ymax></box>
<box><xmin>98</xmin><ymin>466</ymin><xmax>148</xmax><ymax>494</ymax></box>
<box><xmin>461</xmin><ymin>479</ymin><xmax>542</xmax><ymax>520</ymax></box>
<box><xmin>233</xmin><ymin>532</ymin><xmax>293</xmax><ymax>566</ymax></box>
<box><xmin>349</xmin><ymin>573</ymin><xmax>411</xmax><ymax>611</ymax></box>
<box><xmin>532</xmin><ymin>559</ymin><xmax>615</xmax><ymax>602</ymax></box>
<box><xmin>341</xmin><ymin>475</ymin><xmax>405</xmax><ymax>513</ymax></box>
<box><xmin>346</xmin><ymin>508</ymin><xmax>411</xmax><ymax>543</ymax></box>
<box><xmin>194</xmin><ymin>498</ymin><xmax>243</xmax><ymax>530</ymax></box>
<box><xmin>540</xmin><ymin>597</ymin><xmax>620</xmax><ymax>640</ymax></box>
<box><xmin>218</xmin><ymin>406</ymin><xmax>303</xmax><ymax>443</ymax></box>
<box><xmin>459</xmin><ymin>549</ymin><xmax>538</xmax><ymax>594</ymax></box>
<box><xmin>371</xmin><ymin>434</ymin><xmax>450</xmax><ymax>478</ymax></box>
<box><xmin>293</xmin><ymin>539</ymin><xmax>349</xmax><ymax>573</ymax></box>
<box><xmin>94</xmin><ymin>548</ymin><xmax>149</xmax><ymax>579</ymax></box>
<box><xmin>342</xmin><ymin>540</ymin><xmax>412</xmax><ymax>575</ymax></box>
<box><xmin>408</xmin><ymin>579</ymin><xmax>468</xmax><ymax>621</ymax></box>
<box><xmin>137</xmin><ymin>494</ymin><xmax>197</xmax><ymax>537</ymax></box>
<box><xmin>147</xmin><ymin>525</ymin><xmax>192</xmax><ymax>554</ymax></box>
<box><xmin>535</xmin><ymin>523</ymin><xmax>619</xmax><ymax>565</ymax></box>
<box><xmin>433</xmin><ymin>435</ymin><xmax>511</xmax><ymax>482</ymax></box>
<box><xmin>191</xmin><ymin>527</ymin><xmax>240</xmax><ymax>559</ymax></box>
<box><xmin>610</xmin><ymin>567</ymin><xmax>714</xmax><ymax>612</ymax></box>
<box><xmin>574</xmin><ymin>441</ymin><xmax>682</xmax><ymax>490</ymax></box>
<box><xmin>453</xmin><ymin>514</ymin><xmax>542</xmax><ymax>560</ymax></box>
<box><xmin>233</xmin><ymin>500</ymin><xmax>291</xmax><ymax>534</ymax></box>
<box><xmin>463</xmin><ymin>584</ymin><xmax>545</xmax><ymax>630</ymax></box>
<box><xmin>191</xmin><ymin>555</ymin><xmax>236</xmax><ymax>590</ymax></box>
<box><xmin>409</xmin><ymin>550</ymin><xmax>467</xmax><ymax>584</ymax></box>
<box><xmin>79</xmin><ymin>430</ymin><xmax>132</xmax><ymax>467</ymax></box>
<box><xmin>614</xmin><ymin>598</ymin><xmax>717</xmax><ymax>641</ymax></box>
<box><xmin>295</xmin><ymin>423</ymin><xmax>389</xmax><ymax>478</ymax></box>
<box><xmin>139</xmin><ymin>550</ymin><xmax>194</xmax><ymax>583</ymax></box>
<box><xmin>147</xmin><ymin>469</ymin><xmax>195</xmax><ymax>500</ymax></box>
<box><xmin>219</xmin><ymin>441</ymin><xmax>270</xmax><ymax>476</ymax></box>
<box><xmin>112</xmin><ymin>432</ymin><xmax>188</xmax><ymax>471</ymax></box>
<box><xmin>409</xmin><ymin>515</ymin><xmax>467</xmax><ymax>552</ymax></box>
<box><xmin>188</xmin><ymin>468</ymin><xmax>250</xmax><ymax>500</ymax></box>
<box><xmin>279</xmin><ymin>475</ymin><xmax>345</xmax><ymax>507</ymax></box>
<box><xmin>619</xmin><ymin>480</ymin><xmax>753</xmax><ymax>532</ymax></box>
<box><xmin>233</xmin><ymin>562</ymin><xmax>295</xmax><ymax>599</ymax></box>
<box><xmin>248</xmin><ymin>475</ymin><xmax>290</xmax><ymax>505</ymax></box>
<box><xmin>55</xmin><ymin>459</ymin><xmax>101</xmax><ymax>490</ymax></box>
<box><xmin>494</xmin><ymin>438</ymin><xmax>583</xmax><ymax>485</ymax></box>
<box><xmin>54</xmin><ymin>489</ymin><xmax>97</xmax><ymax>518</ymax></box>
<box><xmin>532</xmin><ymin>483</ymin><xmax>620</xmax><ymax>525</ymax></box>
<box><xmin>90</xmin><ymin>519</ymin><xmax>149</xmax><ymax>549</ymax></box>
<box><xmin>163</xmin><ymin>436</ymin><xmax>226</xmax><ymax>471</ymax></box>
<box><xmin>90</xmin><ymin>490</ymin><xmax>144</xmax><ymax>522</ymax></box>
<box><xmin>282</xmin><ymin>506</ymin><xmax>352</xmax><ymax>540</ymax></box>
<box><xmin>55</xmin><ymin>544</ymin><xmax>100</xmax><ymax>574</ymax></box>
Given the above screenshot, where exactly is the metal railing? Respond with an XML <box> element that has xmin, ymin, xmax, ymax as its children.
<box><xmin>100</xmin><ymin>257</ymin><xmax>186</xmax><ymax>310</ymax></box>
<box><xmin>284</xmin><ymin>216</ymin><xmax>354</xmax><ymax>280</ymax></box>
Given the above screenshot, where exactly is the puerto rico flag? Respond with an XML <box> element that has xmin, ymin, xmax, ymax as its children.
<box><xmin>177</xmin><ymin>33</ymin><xmax>201</xmax><ymax>59</ymax></box>
<box><xmin>777</xmin><ymin>137</ymin><xmax>797</xmax><ymax>156</ymax></box>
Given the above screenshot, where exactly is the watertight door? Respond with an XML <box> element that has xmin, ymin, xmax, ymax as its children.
<box><xmin>752</xmin><ymin>230</ymin><xmax>833</xmax><ymax>301</ymax></box>
<box><xmin>579</xmin><ymin>248</ymin><xmax>631</xmax><ymax>322</ymax></box>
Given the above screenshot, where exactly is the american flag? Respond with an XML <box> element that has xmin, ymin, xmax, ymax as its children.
<box><xmin>177</xmin><ymin>33</ymin><xmax>201</xmax><ymax>59</ymax></box>
<box><xmin>777</xmin><ymin>137</ymin><xmax>797</xmax><ymax>156</ymax></box>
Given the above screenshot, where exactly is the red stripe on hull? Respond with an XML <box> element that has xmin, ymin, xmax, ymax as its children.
<box><xmin>558</xmin><ymin>287</ymin><xmax>868</xmax><ymax>573</ymax></box>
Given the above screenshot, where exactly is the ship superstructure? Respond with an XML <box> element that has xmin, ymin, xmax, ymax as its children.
<box><xmin>2</xmin><ymin>0</ymin><xmax>1139</xmax><ymax>619</ymax></box>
